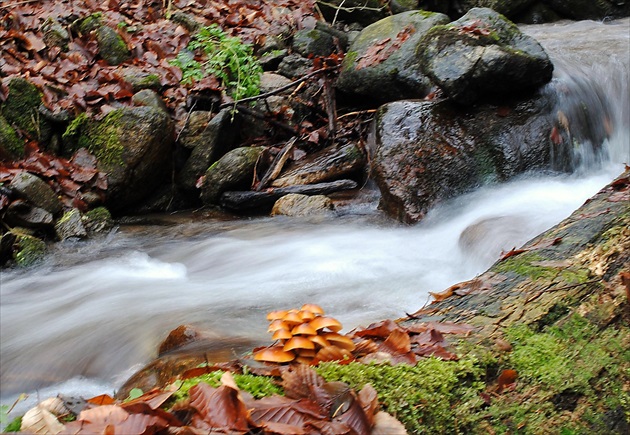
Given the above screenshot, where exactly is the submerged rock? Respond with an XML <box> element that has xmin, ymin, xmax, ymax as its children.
<box><xmin>337</xmin><ymin>11</ymin><xmax>450</xmax><ymax>103</ymax></box>
<box><xmin>417</xmin><ymin>8</ymin><xmax>553</xmax><ymax>105</ymax></box>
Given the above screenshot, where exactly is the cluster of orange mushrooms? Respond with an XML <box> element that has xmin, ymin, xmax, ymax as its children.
<box><xmin>254</xmin><ymin>304</ymin><xmax>356</xmax><ymax>364</ymax></box>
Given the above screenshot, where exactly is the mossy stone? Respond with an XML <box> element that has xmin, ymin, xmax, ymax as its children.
<box><xmin>74</xmin><ymin>12</ymin><xmax>103</xmax><ymax>34</ymax></box>
<box><xmin>82</xmin><ymin>206</ymin><xmax>114</xmax><ymax>234</ymax></box>
<box><xmin>13</xmin><ymin>232</ymin><xmax>47</xmax><ymax>267</ymax></box>
<box><xmin>1</xmin><ymin>78</ymin><xmax>52</xmax><ymax>143</ymax></box>
<box><xmin>41</xmin><ymin>17</ymin><xmax>70</xmax><ymax>51</ymax></box>
<box><xmin>0</xmin><ymin>114</ymin><xmax>24</xmax><ymax>157</ymax></box>
<box><xmin>95</xmin><ymin>25</ymin><xmax>130</xmax><ymax>65</ymax></box>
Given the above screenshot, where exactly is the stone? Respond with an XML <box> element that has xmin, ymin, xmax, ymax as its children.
<box><xmin>456</xmin><ymin>0</ymin><xmax>537</xmax><ymax>19</ymax></box>
<box><xmin>200</xmin><ymin>146</ymin><xmax>264</xmax><ymax>205</ymax></box>
<box><xmin>336</xmin><ymin>11</ymin><xmax>450</xmax><ymax>104</ymax></box>
<box><xmin>169</xmin><ymin>11</ymin><xmax>202</xmax><ymax>32</ymax></box>
<box><xmin>12</xmin><ymin>231</ymin><xmax>47</xmax><ymax>267</ymax></box>
<box><xmin>0</xmin><ymin>114</ymin><xmax>24</xmax><ymax>158</ymax></box>
<box><xmin>55</xmin><ymin>208</ymin><xmax>87</xmax><ymax>240</ymax></box>
<box><xmin>292</xmin><ymin>29</ymin><xmax>336</xmax><ymax>57</ymax></box>
<box><xmin>177</xmin><ymin>108</ymin><xmax>242</xmax><ymax>191</ymax></box>
<box><xmin>277</xmin><ymin>54</ymin><xmax>313</xmax><ymax>79</ymax></box>
<box><xmin>123</xmin><ymin>70</ymin><xmax>163</xmax><ymax>92</ymax></box>
<box><xmin>259</xmin><ymin>72</ymin><xmax>293</xmax><ymax>95</ymax></box>
<box><xmin>271</xmin><ymin>193</ymin><xmax>334</xmax><ymax>217</ymax></box>
<box><xmin>95</xmin><ymin>25</ymin><xmax>130</xmax><ymax>65</ymax></box>
<box><xmin>417</xmin><ymin>8</ymin><xmax>553</xmax><ymax>105</ymax></box>
<box><xmin>4</xmin><ymin>200</ymin><xmax>54</xmax><ymax>229</ymax></box>
<box><xmin>82</xmin><ymin>206</ymin><xmax>114</xmax><ymax>235</ymax></box>
<box><xmin>9</xmin><ymin>172</ymin><xmax>62</xmax><ymax>215</ymax></box>
<box><xmin>271</xmin><ymin>143</ymin><xmax>366</xmax><ymax>188</ymax></box>
<box><xmin>66</xmin><ymin>106</ymin><xmax>174</xmax><ymax>212</ymax></box>
<box><xmin>131</xmin><ymin>89</ymin><xmax>169</xmax><ymax>113</ymax></box>
<box><xmin>1</xmin><ymin>78</ymin><xmax>52</xmax><ymax>144</ymax></box>
<box><xmin>41</xmin><ymin>17</ymin><xmax>70</xmax><ymax>51</ymax></box>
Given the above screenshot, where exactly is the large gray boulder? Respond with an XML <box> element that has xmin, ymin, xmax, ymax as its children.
<box><xmin>417</xmin><ymin>8</ymin><xmax>553</xmax><ymax>105</ymax></box>
<box><xmin>64</xmin><ymin>107</ymin><xmax>174</xmax><ymax>211</ymax></box>
<box><xmin>200</xmin><ymin>146</ymin><xmax>264</xmax><ymax>205</ymax></box>
<box><xmin>370</xmin><ymin>79</ymin><xmax>610</xmax><ymax>223</ymax></box>
<box><xmin>9</xmin><ymin>172</ymin><xmax>62</xmax><ymax>215</ymax></box>
<box><xmin>337</xmin><ymin>11</ymin><xmax>450</xmax><ymax>103</ymax></box>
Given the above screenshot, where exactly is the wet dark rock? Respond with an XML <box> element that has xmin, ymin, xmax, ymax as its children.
<box><xmin>4</xmin><ymin>200</ymin><xmax>54</xmax><ymax>229</ymax></box>
<box><xmin>456</xmin><ymin>0</ymin><xmax>537</xmax><ymax>18</ymax></box>
<box><xmin>292</xmin><ymin>29</ymin><xmax>336</xmax><ymax>57</ymax></box>
<box><xmin>545</xmin><ymin>0</ymin><xmax>630</xmax><ymax>20</ymax></box>
<box><xmin>221</xmin><ymin>179</ymin><xmax>358</xmax><ymax>211</ymax></box>
<box><xmin>417</xmin><ymin>8</ymin><xmax>553</xmax><ymax>105</ymax></box>
<box><xmin>315</xmin><ymin>21</ymin><xmax>350</xmax><ymax>51</ymax></box>
<box><xmin>271</xmin><ymin>143</ymin><xmax>366</xmax><ymax>188</ymax></box>
<box><xmin>258</xmin><ymin>49</ymin><xmax>288</xmax><ymax>71</ymax></box>
<box><xmin>95</xmin><ymin>25</ymin><xmax>130</xmax><ymax>65</ymax></box>
<box><xmin>55</xmin><ymin>208</ymin><xmax>87</xmax><ymax>240</ymax></box>
<box><xmin>514</xmin><ymin>3</ymin><xmax>562</xmax><ymax>24</ymax></box>
<box><xmin>9</xmin><ymin>171</ymin><xmax>62</xmax><ymax>215</ymax></box>
<box><xmin>390</xmin><ymin>0</ymin><xmax>422</xmax><ymax>13</ymax></box>
<box><xmin>370</xmin><ymin>84</ymin><xmax>592</xmax><ymax>223</ymax></box>
<box><xmin>337</xmin><ymin>11</ymin><xmax>450</xmax><ymax>104</ymax></box>
<box><xmin>277</xmin><ymin>54</ymin><xmax>313</xmax><ymax>79</ymax></box>
<box><xmin>271</xmin><ymin>193</ymin><xmax>334</xmax><ymax>217</ymax></box>
<box><xmin>67</xmin><ymin>106</ymin><xmax>174</xmax><ymax>212</ymax></box>
<box><xmin>200</xmin><ymin>146</ymin><xmax>264</xmax><ymax>205</ymax></box>
<box><xmin>178</xmin><ymin>108</ymin><xmax>242</xmax><ymax>191</ymax></box>
<box><xmin>316</xmin><ymin>0</ymin><xmax>388</xmax><ymax>26</ymax></box>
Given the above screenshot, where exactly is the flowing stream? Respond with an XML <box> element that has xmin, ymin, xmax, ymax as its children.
<box><xmin>1</xmin><ymin>19</ymin><xmax>628</xmax><ymax>413</ymax></box>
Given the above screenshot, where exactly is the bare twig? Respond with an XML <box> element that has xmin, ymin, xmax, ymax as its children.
<box><xmin>256</xmin><ymin>136</ymin><xmax>297</xmax><ymax>190</ymax></box>
<box><xmin>218</xmin><ymin>65</ymin><xmax>340</xmax><ymax>110</ymax></box>
<box><xmin>337</xmin><ymin>109</ymin><xmax>377</xmax><ymax>120</ymax></box>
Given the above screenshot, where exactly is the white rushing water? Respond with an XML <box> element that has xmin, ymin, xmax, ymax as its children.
<box><xmin>1</xmin><ymin>19</ymin><xmax>629</xmax><ymax>414</ymax></box>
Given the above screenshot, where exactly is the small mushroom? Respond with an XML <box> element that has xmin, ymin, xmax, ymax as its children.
<box><xmin>272</xmin><ymin>328</ymin><xmax>293</xmax><ymax>341</ymax></box>
<box><xmin>254</xmin><ymin>346</ymin><xmax>295</xmax><ymax>363</ymax></box>
<box><xmin>309</xmin><ymin>316</ymin><xmax>343</xmax><ymax>333</ymax></box>
<box><xmin>268</xmin><ymin>319</ymin><xmax>289</xmax><ymax>332</ymax></box>
<box><xmin>282</xmin><ymin>311</ymin><xmax>303</xmax><ymax>325</ymax></box>
<box><xmin>310</xmin><ymin>335</ymin><xmax>331</xmax><ymax>349</ymax></box>
<box><xmin>323</xmin><ymin>332</ymin><xmax>356</xmax><ymax>351</ymax></box>
<box><xmin>298</xmin><ymin>310</ymin><xmax>316</xmax><ymax>322</ymax></box>
<box><xmin>284</xmin><ymin>336</ymin><xmax>315</xmax><ymax>352</ymax></box>
<box><xmin>291</xmin><ymin>323</ymin><xmax>317</xmax><ymax>336</ymax></box>
<box><xmin>301</xmin><ymin>303</ymin><xmax>325</xmax><ymax>315</ymax></box>
<box><xmin>266</xmin><ymin>310</ymin><xmax>288</xmax><ymax>321</ymax></box>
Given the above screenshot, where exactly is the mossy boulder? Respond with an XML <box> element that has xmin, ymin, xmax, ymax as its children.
<box><xmin>54</xmin><ymin>208</ymin><xmax>87</xmax><ymax>240</ymax></box>
<box><xmin>0</xmin><ymin>78</ymin><xmax>52</xmax><ymax>144</ymax></box>
<box><xmin>200</xmin><ymin>146</ymin><xmax>264</xmax><ymax>205</ymax></box>
<box><xmin>41</xmin><ymin>17</ymin><xmax>70</xmax><ymax>51</ymax></box>
<box><xmin>95</xmin><ymin>25</ymin><xmax>131</xmax><ymax>65</ymax></box>
<box><xmin>65</xmin><ymin>107</ymin><xmax>174</xmax><ymax>212</ymax></box>
<box><xmin>0</xmin><ymin>114</ymin><xmax>24</xmax><ymax>158</ymax></box>
<box><xmin>336</xmin><ymin>10</ymin><xmax>450</xmax><ymax>104</ymax></box>
<box><xmin>123</xmin><ymin>70</ymin><xmax>162</xmax><ymax>92</ymax></box>
<box><xmin>82</xmin><ymin>206</ymin><xmax>114</xmax><ymax>235</ymax></box>
<box><xmin>12</xmin><ymin>231</ymin><xmax>47</xmax><ymax>267</ymax></box>
<box><xmin>417</xmin><ymin>8</ymin><xmax>553</xmax><ymax>105</ymax></box>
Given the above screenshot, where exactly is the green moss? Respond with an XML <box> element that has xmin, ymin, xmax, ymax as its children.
<box><xmin>74</xmin><ymin>12</ymin><xmax>103</xmax><ymax>34</ymax></box>
<box><xmin>169</xmin><ymin>370</ymin><xmax>283</xmax><ymax>403</ymax></box>
<box><xmin>77</xmin><ymin>110</ymin><xmax>125</xmax><ymax>165</ymax></box>
<box><xmin>95</xmin><ymin>26</ymin><xmax>130</xmax><ymax>65</ymax></box>
<box><xmin>1</xmin><ymin>78</ymin><xmax>43</xmax><ymax>140</ymax></box>
<box><xmin>62</xmin><ymin>112</ymin><xmax>89</xmax><ymax>149</ymax></box>
<box><xmin>316</xmin><ymin>356</ymin><xmax>488</xmax><ymax>434</ymax></box>
<box><xmin>13</xmin><ymin>233</ymin><xmax>46</xmax><ymax>267</ymax></box>
<box><xmin>0</xmin><ymin>114</ymin><xmax>24</xmax><ymax>157</ymax></box>
<box><xmin>84</xmin><ymin>206</ymin><xmax>112</xmax><ymax>222</ymax></box>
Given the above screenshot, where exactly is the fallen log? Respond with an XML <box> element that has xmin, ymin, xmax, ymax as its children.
<box><xmin>220</xmin><ymin>179</ymin><xmax>358</xmax><ymax>211</ymax></box>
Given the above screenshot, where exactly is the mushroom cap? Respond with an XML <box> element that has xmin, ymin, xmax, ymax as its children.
<box><xmin>310</xmin><ymin>335</ymin><xmax>331</xmax><ymax>348</ymax></box>
<box><xmin>272</xmin><ymin>328</ymin><xmax>293</xmax><ymax>341</ymax></box>
<box><xmin>266</xmin><ymin>310</ymin><xmax>289</xmax><ymax>321</ymax></box>
<box><xmin>268</xmin><ymin>319</ymin><xmax>289</xmax><ymax>332</ymax></box>
<box><xmin>301</xmin><ymin>303</ymin><xmax>325</xmax><ymax>315</ymax></box>
<box><xmin>282</xmin><ymin>311</ymin><xmax>303</xmax><ymax>325</ymax></box>
<box><xmin>254</xmin><ymin>346</ymin><xmax>295</xmax><ymax>363</ymax></box>
<box><xmin>291</xmin><ymin>323</ymin><xmax>317</xmax><ymax>336</ymax></box>
<box><xmin>283</xmin><ymin>336</ymin><xmax>315</xmax><ymax>352</ymax></box>
<box><xmin>309</xmin><ymin>316</ymin><xmax>343</xmax><ymax>333</ymax></box>
<box><xmin>299</xmin><ymin>310</ymin><xmax>316</xmax><ymax>322</ymax></box>
<box><xmin>323</xmin><ymin>332</ymin><xmax>356</xmax><ymax>351</ymax></box>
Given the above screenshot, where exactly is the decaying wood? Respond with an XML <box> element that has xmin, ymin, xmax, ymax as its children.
<box><xmin>256</xmin><ymin>137</ymin><xmax>298</xmax><ymax>191</ymax></box>
<box><xmin>221</xmin><ymin>179</ymin><xmax>358</xmax><ymax>211</ymax></box>
<box><xmin>401</xmin><ymin>170</ymin><xmax>630</xmax><ymax>340</ymax></box>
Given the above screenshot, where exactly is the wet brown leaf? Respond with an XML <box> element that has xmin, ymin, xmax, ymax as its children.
<box><xmin>188</xmin><ymin>383</ymin><xmax>251</xmax><ymax>432</ymax></box>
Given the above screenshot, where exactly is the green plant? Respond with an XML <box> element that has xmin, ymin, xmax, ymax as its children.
<box><xmin>170</xmin><ymin>24</ymin><xmax>262</xmax><ymax>100</ymax></box>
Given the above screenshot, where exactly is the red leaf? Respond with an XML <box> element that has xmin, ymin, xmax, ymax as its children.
<box><xmin>188</xmin><ymin>383</ymin><xmax>251</xmax><ymax>432</ymax></box>
<box><xmin>496</xmin><ymin>369</ymin><xmax>518</xmax><ymax>393</ymax></box>
<box><xmin>550</xmin><ymin>126</ymin><xmax>563</xmax><ymax>145</ymax></box>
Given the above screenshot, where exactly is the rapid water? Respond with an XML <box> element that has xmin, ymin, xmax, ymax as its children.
<box><xmin>1</xmin><ymin>19</ymin><xmax>628</xmax><ymax>414</ymax></box>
